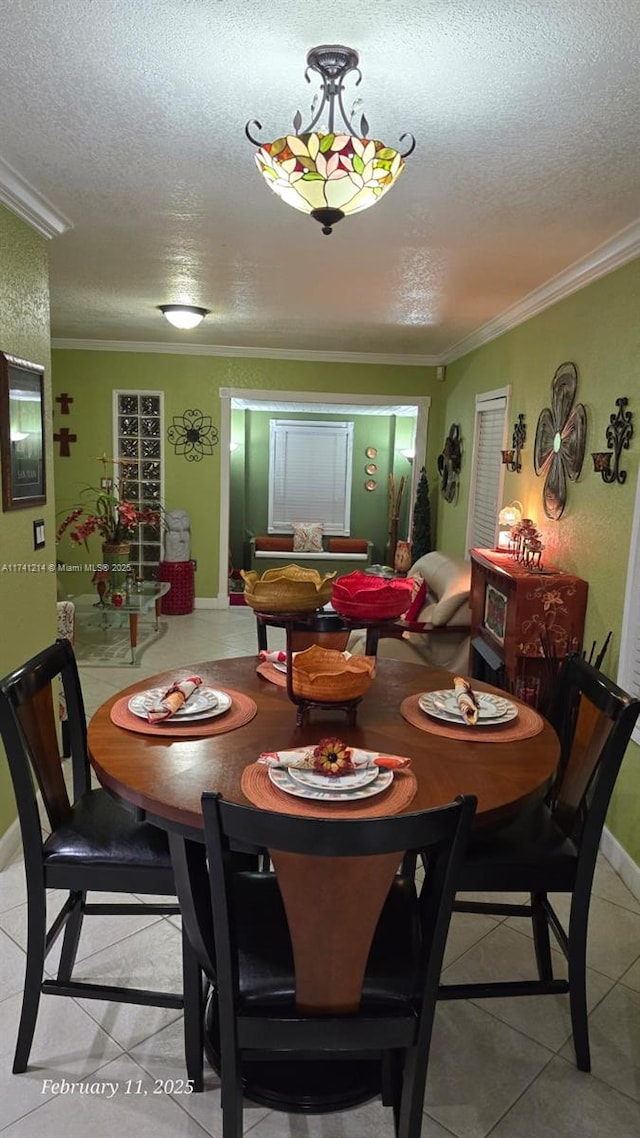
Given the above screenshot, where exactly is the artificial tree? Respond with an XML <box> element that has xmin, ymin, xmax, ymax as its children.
<box><xmin>411</xmin><ymin>466</ymin><xmax>432</xmax><ymax>563</ymax></box>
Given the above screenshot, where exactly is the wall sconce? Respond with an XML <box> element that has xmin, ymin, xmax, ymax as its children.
<box><xmin>591</xmin><ymin>397</ymin><xmax>633</xmax><ymax>484</ymax></box>
<box><xmin>229</xmin><ymin>441</ymin><xmax>240</xmax><ymax>453</ymax></box>
<box><xmin>497</xmin><ymin>500</ymin><xmax>523</xmax><ymax>549</ymax></box>
<box><xmin>400</xmin><ymin>448</ymin><xmax>415</xmax><ymax>463</ymax></box>
<box><xmin>501</xmin><ymin>414</ymin><xmax>527</xmax><ymax>473</ymax></box>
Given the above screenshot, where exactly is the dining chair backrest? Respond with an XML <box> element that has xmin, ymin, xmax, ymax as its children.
<box><xmin>545</xmin><ymin>653</ymin><xmax>640</xmax><ymax>840</ymax></box>
<box><xmin>0</xmin><ymin>638</ymin><xmax>89</xmax><ymax>840</ymax></box>
<box><xmin>200</xmin><ymin>791</ymin><xmax>476</xmax><ymax>1136</ymax></box>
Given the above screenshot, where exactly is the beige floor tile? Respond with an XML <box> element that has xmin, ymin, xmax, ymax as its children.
<box><xmin>131</xmin><ymin>1018</ymin><xmax>271</xmax><ymax>1136</ymax></box>
<box><xmin>424</xmin><ymin>1000</ymin><xmax>552</xmax><ymax>1138</ymax></box>
<box><xmin>72</xmin><ymin>920</ymin><xmax>185</xmax><ymax>1050</ymax></box>
<box><xmin>592</xmin><ymin>855</ymin><xmax>640</xmax><ymax>914</ymax></box>
<box><xmin>560</xmin><ymin>982</ymin><xmax>640</xmax><ymax>1101</ymax></box>
<box><xmin>441</xmin><ymin>922</ymin><xmax>614</xmax><ymax>1053</ymax></box>
<box><xmin>0</xmin><ymin>926</ymin><xmax>28</xmax><ymax>1003</ymax></box>
<box><xmin>620</xmin><ymin>955</ymin><xmax>640</xmax><ymax>993</ymax></box>
<box><xmin>489</xmin><ymin>1054</ymin><xmax>640</xmax><ymax>1138</ymax></box>
<box><xmin>443</xmin><ymin>910</ymin><xmax>500</xmax><ymax>968</ymax></box>
<box><xmin>505</xmin><ymin>892</ymin><xmax>640</xmax><ymax>981</ymax></box>
<box><xmin>0</xmin><ymin>991</ymin><xmax>123</xmax><ymax>1129</ymax></box>
<box><xmin>0</xmin><ymin>1053</ymin><xmax>216</xmax><ymax>1138</ymax></box>
<box><xmin>0</xmin><ymin>891</ymin><xmax>164</xmax><ymax>975</ymax></box>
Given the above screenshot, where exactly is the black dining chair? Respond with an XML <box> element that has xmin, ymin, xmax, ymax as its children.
<box><xmin>439</xmin><ymin>653</ymin><xmax>640</xmax><ymax>1072</ymax></box>
<box><xmin>198</xmin><ymin>790</ymin><xmax>476</xmax><ymax>1138</ymax></box>
<box><xmin>0</xmin><ymin>638</ymin><xmax>203</xmax><ymax>1086</ymax></box>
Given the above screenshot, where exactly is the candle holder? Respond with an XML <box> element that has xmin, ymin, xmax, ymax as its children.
<box><xmin>591</xmin><ymin>397</ymin><xmax>633</xmax><ymax>484</ymax></box>
<box><xmin>501</xmin><ymin>414</ymin><xmax>527</xmax><ymax>473</ymax></box>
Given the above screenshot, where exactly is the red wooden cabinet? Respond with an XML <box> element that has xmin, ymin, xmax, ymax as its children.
<box><xmin>469</xmin><ymin>549</ymin><xmax>588</xmax><ymax>699</ymax></box>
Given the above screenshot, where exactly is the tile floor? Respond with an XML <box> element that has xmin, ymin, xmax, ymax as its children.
<box><xmin>1</xmin><ymin>607</ymin><xmax>640</xmax><ymax>1136</ymax></box>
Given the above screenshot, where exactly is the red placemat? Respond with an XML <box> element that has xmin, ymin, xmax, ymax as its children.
<box><xmin>241</xmin><ymin>764</ymin><xmax>417</xmax><ymax>818</ymax></box>
<box><xmin>110</xmin><ymin>688</ymin><xmax>257</xmax><ymax>736</ymax></box>
<box><xmin>256</xmin><ymin>661</ymin><xmax>287</xmax><ymax>687</ymax></box>
<box><xmin>400</xmin><ymin>693</ymin><xmax>544</xmax><ymax>742</ymax></box>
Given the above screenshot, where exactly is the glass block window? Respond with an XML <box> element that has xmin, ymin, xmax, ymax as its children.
<box><xmin>114</xmin><ymin>391</ymin><xmax>164</xmax><ymax>578</ymax></box>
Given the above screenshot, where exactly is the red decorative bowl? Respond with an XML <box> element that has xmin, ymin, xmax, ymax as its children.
<box><xmin>331</xmin><ymin>571</ymin><xmax>414</xmax><ymax>621</ymax></box>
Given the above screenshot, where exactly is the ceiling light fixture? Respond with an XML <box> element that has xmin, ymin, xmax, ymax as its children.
<box><xmin>158</xmin><ymin>304</ymin><xmax>210</xmax><ymax>330</ymax></box>
<box><xmin>246</xmin><ymin>44</ymin><xmax>415</xmax><ymax>235</ymax></box>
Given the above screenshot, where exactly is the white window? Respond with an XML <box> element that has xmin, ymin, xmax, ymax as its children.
<box><xmin>113</xmin><ymin>391</ymin><xmax>164</xmax><ymax>575</ymax></box>
<box><xmin>465</xmin><ymin>389</ymin><xmax>508</xmax><ymax>552</ymax></box>
<box><xmin>268</xmin><ymin>420</ymin><xmax>354</xmax><ymax>534</ymax></box>
<box><xmin>618</xmin><ymin>465</ymin><xmax>640</xmax><ymax>744</ymax></box>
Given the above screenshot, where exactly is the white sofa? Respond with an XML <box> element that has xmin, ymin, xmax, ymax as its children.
<box><xmin>348</xmin><ymin>550</ymin><xmax>472</xmax><ymax>673</ymax></box>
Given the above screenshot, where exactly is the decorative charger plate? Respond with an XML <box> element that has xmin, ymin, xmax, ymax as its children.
<box><xmin>268</xmin><ymin>766</ymin><xmax>393</xmax><ymax>802</ymax></box>
<box><xmin>288</xmin><ymin>764</ymin><xmax>380</xmax><ymax>791</ymax></box>
<box><xmin>418</xmin><ymin>691</ymin><xmax>518</xmax><ymax>726</ymax></box>
<box><xmin>128</xmin><ymin>687</ymin><xmax>232</xmax><ymax>721</ymax></box>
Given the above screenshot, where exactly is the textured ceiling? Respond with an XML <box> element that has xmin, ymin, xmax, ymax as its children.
<box><xmin>1</xmin><ymin>0</ymin><xmax>639</xmax><ymax>361</ymax></box>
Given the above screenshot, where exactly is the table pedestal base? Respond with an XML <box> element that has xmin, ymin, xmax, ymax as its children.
<box><xmin>204</xmin><ymin>990</ymin><xmax>380</xmax><ymax>1114</ymax></box>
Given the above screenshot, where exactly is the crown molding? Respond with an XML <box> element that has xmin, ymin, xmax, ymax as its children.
<box><xmin>50</xmin><ymin>338</ymin><xmax>439</xmax><ymax>367</ymax></box>
<box><xmin>442</xmin><ymin>217</ymin><xmax>640</xmax><ymax>363</ymax></box>
<box><xmin>0</xmin><ymin>157</ymin><xmax>72</xmax><ymax>239</ymax></box>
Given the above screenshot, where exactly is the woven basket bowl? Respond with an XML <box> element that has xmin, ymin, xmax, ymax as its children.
<box><xmin>241</xmin><ymin>565</ymin><xmax>336</xmax><ymax>613</ymax></box>
<box><xmin>332</xmin><ymin>570</ymin><xmax>414</xmax><ymax>621</ymax></box>
<box><xmin>291</xmin><ymin>644</ymin><xmax>376</xmax><ymax>702</ymax></box>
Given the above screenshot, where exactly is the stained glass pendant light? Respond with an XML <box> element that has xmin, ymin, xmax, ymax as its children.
<box><xmin>246</xmin><ymin>45</ymin><xmax>415</xmax><ymax>235</ymax></box>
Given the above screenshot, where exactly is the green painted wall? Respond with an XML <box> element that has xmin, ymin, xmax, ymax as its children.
<box><xmin>52</xmin><ymin>352</ymin><xmax>434</xmax><ymax>595</ymax></box>
<box><xmin>0</xmin><ymin>205</ymin><xmax>55</xmax><ymax>839</ymax></box>
<box><xmin>230</xmin><ymin>409</ymin><xmax>416</xmax><ymax>568</ymax></box>
<box><xmin>437</xmin><ymin>256</ymin><xmax>640</xmax><ymax>864</ymax></box>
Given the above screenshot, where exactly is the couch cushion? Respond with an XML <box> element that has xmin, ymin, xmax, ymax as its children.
<box><xmin>255</xmin><ymin>536</ymin><xmax>294</xmax><ymax>552</ymax></box>
<box><xmin>408</xmin><ymin>551</ymin><xmax>471</xmax><ymax>627</ymax></box>
<box><xmin>327</xmin><ymin>538</ymin><xmax>369</xmax><ymax>555</ymax></box>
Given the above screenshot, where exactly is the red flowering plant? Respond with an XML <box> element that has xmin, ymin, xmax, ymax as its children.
<box><xmin>56</xmin><ymin>478</ymin><xmax>162</xmax><ymax>549</ymax></box>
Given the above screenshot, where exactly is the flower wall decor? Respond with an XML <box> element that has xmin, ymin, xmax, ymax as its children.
<box><xmin>167</xmin><ymin>409</ymin><xmax>218</xmax><ymax>461</ymax></box>
<box><xmin>534</xmin><ymin>362</ymin><xmax>586</xmax><ymax>520</ymax></box>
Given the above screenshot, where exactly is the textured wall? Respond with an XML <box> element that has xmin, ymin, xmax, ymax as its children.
<box><xmin>0</xmin><ymin>205</ymin><xmax>55</xmax><ymax>839</ymax></box>
<box><xmin>438</xmin><ymin>256</ymin><xmax>640</xmax><ymax>864</ymax></box>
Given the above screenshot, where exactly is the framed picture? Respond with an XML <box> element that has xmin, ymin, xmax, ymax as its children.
<box><xmin>0</xmin><ymin>352</ymin><xmax>46</xmax><ymax>511</ymax></box>
<box><xmin>483</xmin><ymin>582</ymin><xmax>507</xmax><ymax>644</ymax></box>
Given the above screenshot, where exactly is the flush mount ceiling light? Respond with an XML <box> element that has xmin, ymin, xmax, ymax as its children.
<box><xmin>246</xmin><ymin>44</ymin><xmax>415</xmax><ymax>235</ymax></box>
<box><xmin>158</xmin><ymin>305</ymin><xmax>210</xmax><ymax>330</ymax></box>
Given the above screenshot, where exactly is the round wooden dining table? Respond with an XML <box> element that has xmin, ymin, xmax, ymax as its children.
<box><xmin>87</xmin><ymin>655</ymin><xmax>560</xmax><ymax>835</ymax></box>
<box><xmin>87</xmin><ymin>654</ymin><xmax>560</xmax><ymax>1111</ymax></box>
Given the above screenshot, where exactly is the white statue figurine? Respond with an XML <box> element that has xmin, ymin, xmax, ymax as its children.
<box><xmin>164</xmin><ymin>509</ymin><xmax>191</xmax><ymax>562</ymax></box>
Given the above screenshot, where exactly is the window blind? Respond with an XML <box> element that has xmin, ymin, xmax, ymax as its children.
<box><xmin>268</xmin><ymin>420</ymin><xmax>353</xmax><ymax>534</ymax></box>
<box><xmin>467</xmin><ymin>396</ymin><xmax>507</xmax><ymax>551</ymax></box>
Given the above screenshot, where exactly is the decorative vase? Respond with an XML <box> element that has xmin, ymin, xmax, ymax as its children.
<box><xmin>393</xmin><ymin>540</ymin><xmax>412</xmax><ymax>575</ymax></box>
<box><xmin>102</xmin><ymin>541</ymin><xmax>131</xmax><ymax>594</ymax></box>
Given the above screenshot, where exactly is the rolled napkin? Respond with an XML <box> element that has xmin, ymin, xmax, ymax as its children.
<box><xmin>147</xmin><ymin>676</ymin><xmax>203</xmax><ymax>723</ymax></box>
<box><xmin>453</xmin><ymin>675</ymin><xmax>480</xmax><ymax>726</ymax></box>
<box><xmin>258</xmin><ymin>650</ymin><xmax>287</xmax><ymax>663</ymax></box>
<box><xmin>258</xmin><ymin>746</ymin><xmax>411</xmax><ymax>772</ymax></box>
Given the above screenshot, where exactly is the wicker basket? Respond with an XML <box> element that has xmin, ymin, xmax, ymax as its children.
<box><xmin>291</xmin><ymin>644</ymin><xmax>376</xmax><ymax>702</ymax></box>
<box><xmin>241</xmin><ymin>564</ymin><xmax>336</xmax><ymax>614</ymax></box>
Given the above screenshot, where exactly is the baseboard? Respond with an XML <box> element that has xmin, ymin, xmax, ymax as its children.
<box><xmin>601</xmin><ymin>826</ymin><xmax>640</xmax><ymax>902</ymax></box>
<box><xmin>195</xmin><ymin>596</ymin><xmax>226</xmax><ymax>609</ymax></box>
<box><xmin>0</xmin><ymin>814</ymin><xmax>21</xmax><ymax>870</ymax></box>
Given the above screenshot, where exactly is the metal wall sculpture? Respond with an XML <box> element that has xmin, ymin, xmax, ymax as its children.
<box><xmin>533</xmin><ymin>362</ymin><xmax>586</xmax><ymax>520</ymax></box>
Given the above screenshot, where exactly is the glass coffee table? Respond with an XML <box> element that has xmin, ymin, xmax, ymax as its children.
<box><xmin>71</xmin><ymin>582</ymin><xmax>170</xmax><ymax>664</ymax></box>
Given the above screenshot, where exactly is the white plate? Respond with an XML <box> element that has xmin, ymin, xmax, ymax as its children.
<box><xmin>288</xmin><ymin>764</ymin><xmax>380</xmax><ymax>791</ymax></box>
<box><xmin>268</xmin><ymin>766</ymin><xmax>393</xmax><ymax>802</ymax></box>
<box><xmin>128</xmin><ymin>686</ymin><xmax>231</xmax><ymax>721</ymax></box>
<box><xmin>418</xmin><ymin>691</ymin><xmax>517</xmax><ymax>726</ymax></box>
